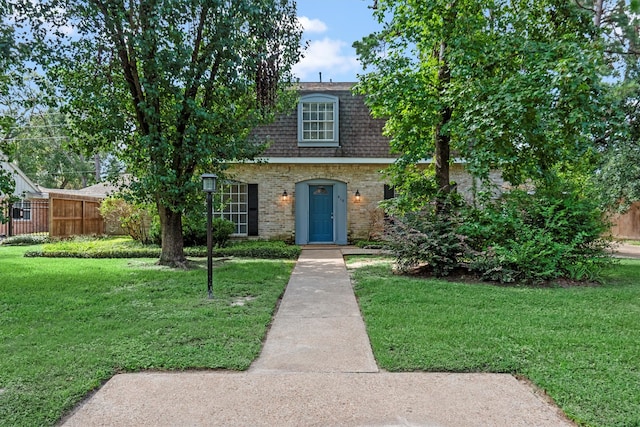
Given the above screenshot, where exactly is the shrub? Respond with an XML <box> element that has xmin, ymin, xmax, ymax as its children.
<box><xmin>384</xmin><ymin>207</ymin><xmax>467</xmax><ymax>277</ymax></box>
<box><xmin>384</xmin><ymin>178</ymin><xmax>614</xmax><ymax>284</ymax></box>
<box><xmin>153</xmin><ymin>208</ymin><xmax>235</xmax><ymax>248</ymax></box>
<box><xmin>150</xmin><ymin>214</ymin><xmax>236</xmax><ymax>247</ymax></box>
<box><xmin>99</xmin><ymin>198</ymin><xmax>154</xmax><ymax>244</ymax></box>
<box><xmin>181</xmin><ymin>210</ymin><xmax>206</xmax><ymax>246</ymax></box>
<box><xmin>213</xmin><ymin>240</ymin><xmax>301</xmax><ymax>259</ymax></box>
<box><xmin>354</xmin><ymin>240</ymin><xmax>386</xmax><ymax>249</ymax></box>
<box><xmin>211</xmin><ymin>218</ymin><xmax>236</xmax><ymax>247</ymax></box>
<box><xmin>26</xmin><ymin>238</ymin><xmax>300</xmax><ymax>259</ymax></box>
<box><xmin>469</xmin><ymin>227</ymin><xmax>569</xmax><ymax>284</ymax></box>
<box><xmin>463</xmin><ymin>183</ymin><xmax>614</xmax><ymax>284</ymax></box>
<box><xmin>149</xmin><ymin>215</ymin><xmax>161</xmax><ymax>245</ymax></box>
<box><xmin>0</xmin><ymin>234</ymin><xmax>50</xmax><ymax>246</ymax></box>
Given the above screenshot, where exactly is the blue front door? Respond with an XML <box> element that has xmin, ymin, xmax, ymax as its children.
<box><xmin>309</xmin><ymin>185</ymin><xmax>333</xmax><ymax>243</ymax></box>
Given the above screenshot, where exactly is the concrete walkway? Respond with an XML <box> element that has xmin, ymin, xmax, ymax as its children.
<box><xmin>615</xmin><ymin>242</ymin><xmax>640</xmax><ymax>259</ymax></box>
<box><xmin>62</xmin><ymin>248</ymin><xmax>573</xmax><ymax>427</ymax></box>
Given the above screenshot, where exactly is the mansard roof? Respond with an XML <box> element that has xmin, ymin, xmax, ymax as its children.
<box><xmin>255</xmin><ymin>82</ymin><xmax>394</xmax><ymax>159</ymax></box>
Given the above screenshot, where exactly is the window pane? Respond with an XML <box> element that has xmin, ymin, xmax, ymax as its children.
<box><xmin>213</xmin><ymin>182</ymin><xmax>248</xmax><ymax>235</ymax></box>
<box><xmin>301</xmin><ymin>101</ymin><xmax>335</xmax><ymax>141</ymax></box>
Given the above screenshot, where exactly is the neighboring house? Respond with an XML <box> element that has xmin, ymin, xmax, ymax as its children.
<box><xmin>224</xmin><ymin>82</ymin><xmax>488</xmax><ymax>245</ymax></box>
<box><xmin>0</xmin><ymin>160</ymin><xmax>47</xmax><ymax>201</ymax></box>
<box><xmin>0</xmin><ymin>161</ymin><xmax>49</xmax><ymax>236</ymax></box>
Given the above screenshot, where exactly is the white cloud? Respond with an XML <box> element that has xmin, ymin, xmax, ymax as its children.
<box><xmin>293</xmin><ymin>37</ymin><xmax>360</xmax><ymax>82</ymax></box>
<box><xmin>297</xmin><ymin>16</ymin><xmax>328</xmax><ymax>34</ymax></box>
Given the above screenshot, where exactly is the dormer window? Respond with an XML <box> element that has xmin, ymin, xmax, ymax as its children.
<box><xmin>298</xmin><ymin>94</ymin><xmax>339</xmax><ymax>147</ymax></box>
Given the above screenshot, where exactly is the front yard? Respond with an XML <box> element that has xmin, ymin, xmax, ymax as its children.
<box><xmin>2</xmin><ymin>240</ymin><xmax>639</xmax><ymax>426</ymax></box>
<box><xmin>349</xmin><ymin>257</ymin><xmax>640</xmax><ymax>427</ymax></box>
<box><xmin>0</xmin><ymin>245</ymin><xmax>293</xmax><ymax>426</ymax></box>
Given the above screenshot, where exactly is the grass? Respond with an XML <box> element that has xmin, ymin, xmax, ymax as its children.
<box><xmin>349</xmin><ymin>257</ymin><xmax>640</xmax><ymax>427</ymax></box>
<box><xmin>0</xmin><ymin>245</ymin><xmax>294</xmax><ymax>426</ymax></box>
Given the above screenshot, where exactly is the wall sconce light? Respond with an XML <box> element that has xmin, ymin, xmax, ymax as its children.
<box><xmin>355</xmin><ymin>189</ymin><xmax>361</xmax><ymax>203</ymax></box>
<box><xmin>282</xmin><ymin>190</ymin><xmax>288</xmax><ymax>201</ymax></box>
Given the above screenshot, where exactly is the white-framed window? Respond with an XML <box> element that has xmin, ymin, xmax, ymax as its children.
<box><xmin>298</xmin><ymin>94</ymin><xmax>339</xmax><ymax>147</ymax></box>
<box><xmin>11</xmin><ymin>200</ymin><xmax>31</xmax><ymax>221</ymax></box>
<box><xmin>214</xmin><ymin>182</ymin><xmax>248</xmax><ymax>235</ymax></box>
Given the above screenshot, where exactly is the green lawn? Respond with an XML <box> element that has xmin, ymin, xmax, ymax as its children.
<box><xmin>0</xmin><ymin>245</ymin><xmax>293</xmax><ymax>426</ymax></box>
<box><xmin>349</xmin><ymin>258</ymin><xmax>640</xmax><ymax>427</ymax></box>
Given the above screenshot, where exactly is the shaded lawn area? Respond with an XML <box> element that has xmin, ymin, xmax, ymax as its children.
<box><xmin>349</xmin><ymin>258</ymin><xmax>640</xmax><ymax>427</ymax></box>
<box><xmin>0</xmin><ymin>245</ymin><xmax>293</xmax><ymax>426</ymax></box>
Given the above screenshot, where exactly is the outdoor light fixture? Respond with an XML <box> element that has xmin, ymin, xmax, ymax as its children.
<box><xmin>201</xmin><ymin>173</ymin><xmax>217</xmax><ymax>193</ymax></box>
<box><xmin>355</xmin><ymin>189</ymin><xmax>361</xmax><ymax>203</ymax></box>
<box><xmin>201</xmin><ymin>173</ymin><xmax>218</xmax><ymax>299</ymax></box>
<box><xmin>282</xmin><ymin>190</ymin><xmax>288</xmax><ymax>201</ymax></box>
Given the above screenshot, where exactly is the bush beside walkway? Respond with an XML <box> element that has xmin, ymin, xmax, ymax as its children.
<box><xmin>14</xmin><ymin>236</ymin><xmax>301</xmax><ymax>259</ymax></box>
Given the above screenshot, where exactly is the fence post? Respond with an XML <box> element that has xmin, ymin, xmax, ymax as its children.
<box><xmin>7</xmin><ymin>202</ymin><xmax>13</xmax><ymax>237</ymax></box>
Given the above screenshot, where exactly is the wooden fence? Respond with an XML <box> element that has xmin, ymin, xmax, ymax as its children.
<box><xmin>49</xmin><ymin>193</ymin><xmax>105</xmax><ymax>237</ymax></box>
<box><xmin>1</xmin><ymin>194</ymin><xmax>105</xmax><ymax>238</ymax></box>
<box><xmin>610</xmin><ymin>202</ymin><xmax>640</xmax><ymax>240</ymax></box>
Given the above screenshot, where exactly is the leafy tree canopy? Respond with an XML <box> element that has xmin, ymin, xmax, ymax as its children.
<box><xmin>1</xmin><ymin>1</ymin><xmax>22</xmax><ymax>202</ymax></box>
<box><xmin>355</xmin><ymin>0</ymin><xmax>607</xmax><ymax>211</ymax></box>
<box><xmin>24</xmin><ymin>0</ymin><xmax>302</xmax><ymax>266</ymax></box>
<box><xmin>579</xmin><ymin>0</ymin><xmax>640</xmax><ymax>210</ymax></box>
<box><xmin>11</xmin><ymin>110</ymin><xmax>101</xmax><ymax>189</ymax></box>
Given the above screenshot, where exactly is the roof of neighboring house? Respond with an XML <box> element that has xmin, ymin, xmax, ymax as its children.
<box><xmin>0</xmin><ymin>161</ymin><xmax>45</xmax><ymax>198</ymax></box>
<box><xmin>37</xmin><ymin>181</ymin><xmax>120</xmax><ymax>199</ymax></box>
<box><xmin>254</xmin><ymin>82</ymin><xmax>394</xmax><ymax>159</ymax></box>
<box><xmin>2</xmin><ymin>159</ymin><xmax>122</xmax><ymax>200</ymax></box>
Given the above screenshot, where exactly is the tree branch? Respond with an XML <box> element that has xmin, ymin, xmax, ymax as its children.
<box><xmin>573</xmin><ymin>0</ymin><xmax>595</xmax><ymax>14</ymax></box>
<box><xmin>91</xmin><ymin>0</ymin><xmax>148</xmax><ymax>135</ymax></box>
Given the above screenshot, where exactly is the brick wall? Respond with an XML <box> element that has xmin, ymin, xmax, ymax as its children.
<box><xmin>227</xmin><ymin>162</ymin><xmax>504</xmax><ymax>242</ymax></box>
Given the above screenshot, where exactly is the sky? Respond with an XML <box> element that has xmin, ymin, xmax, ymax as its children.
<box><xmin>293</xmin><ymin>0</ymin><xmax>382</xmax><ymax>83</ymax></box>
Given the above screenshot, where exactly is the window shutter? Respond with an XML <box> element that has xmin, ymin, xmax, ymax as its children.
<box><xmin>12</xmin><ymin>207</ymin><xmax>22</xmax><ymax>219</ymax></box>
<box><xmin>248</xmin><ymin>184</ymin><xmax>259</xmax><ymax>236</ymax></box>
<box><xmin>383</xmin><ymin>184</ymin><xmax>395</xmax><ymax>200</ymax></box>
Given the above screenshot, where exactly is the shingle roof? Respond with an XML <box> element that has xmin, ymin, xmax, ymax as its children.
<box><xmin>254</xmin><ymin>82</ymin><xmax>394</xmax><ymax>159</ymax></box>
<box><xmin>38</xmin><ymin>182</ymin><xmax>117</xmax><ymax>198</ymax></box>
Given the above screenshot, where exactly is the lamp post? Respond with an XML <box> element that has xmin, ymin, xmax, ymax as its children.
<box><xmin>201</xmin><ymin>173</ymin><xmax>217</xmax><ymax>299</ymax></box>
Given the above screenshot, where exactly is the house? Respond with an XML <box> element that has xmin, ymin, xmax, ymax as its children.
<box><xmin>0</xmin><ymin>161</ymin><xmax>49</xmax><ymax>236</ymax></box>
<box><xmin>223</xmin><ymin>82</ymin><xmax>487</xmax><ymax>245</ymax></box>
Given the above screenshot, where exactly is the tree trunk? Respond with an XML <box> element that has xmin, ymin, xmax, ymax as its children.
<box><xmin>157</xmin><ymin>202</ymin><xmax>187</xmax><ymax>268</ymax></box>
<box><xmin>435</xmin><ymin>41</ymin><xmax>452</xmax><ymax>196</ymax></box>
<box><xmin>94</xmin><ymin>154</ymin><xmax>101</xmax><ymax>182</ymax></box>
<box><xmin>434</xmin><ymin>108</ymin><xmax>451</xmax><ymax>193</ymax></box>
<box><xmin>593</xmin><ymin>0</ymin><xmax>603</xmax><ymax>27</ymax></box>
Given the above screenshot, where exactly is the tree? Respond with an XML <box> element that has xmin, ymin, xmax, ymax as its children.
<box><xmin>31</xmin><ymin>0</ymin><xmax>302</xmax><ymax>266</ymax></box>
<box><xmin>11</xmin><ymin>110</ymin><xmax>100</xmax><ymax>189</ymax></box>
<box><xmin>0</xmin><ymin>1</ymin><xmax>21</xmax><ymax>206</ymax></box>
<box><xmin>574</xmin><ymin>0</ymin><xmax>640</xmax><ymax>209</ymax></box>
<box><xmin>355</xmin><ymin>0</ymin><xmax>606</xmax><ymax>211</ymax></box>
